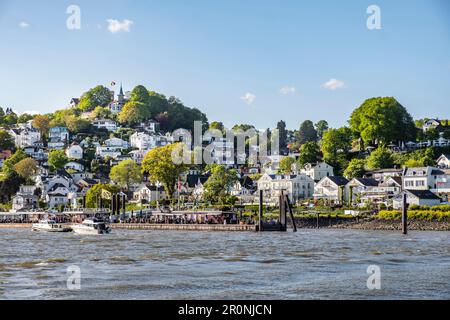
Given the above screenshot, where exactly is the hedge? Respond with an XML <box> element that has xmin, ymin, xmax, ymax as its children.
<box><xmin>378</xmin><ymin>210</ymin><xmax>450</xmax><ymax>221</ymax></box>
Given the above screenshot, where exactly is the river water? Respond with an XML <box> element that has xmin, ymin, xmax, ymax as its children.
<box><xmin>0</xmin><ymin>229</ymin><xmax>449</xmax><ymax>300</ymax></box>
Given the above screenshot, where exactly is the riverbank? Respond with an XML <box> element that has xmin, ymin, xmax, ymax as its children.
<box><xmin>0</xmin><ymin>219</ymin><xmax>449</xmax><ymax>231</ymax></box>
<box><xmin>294</xmin><ymin>217</ymin><xmax>450</xmax><ymax>231</ymax></box>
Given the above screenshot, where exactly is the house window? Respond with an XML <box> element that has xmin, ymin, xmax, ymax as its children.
<box><xmin>416</xmin><ymin>181</ymin><xmax>425</xmax><ymax>187</ymax></box>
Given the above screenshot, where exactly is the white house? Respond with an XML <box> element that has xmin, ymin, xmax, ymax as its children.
<box><xmin>47</xmin><ymin>126</ymin><xmax>69</xmax><ymax>150</ymax></box>
<box><xmin>230</xmin><ymin>176</ymin><xmax>255</xmax><ymax>196</ymax></box>
<box><xmin>92</xmin><ymin>119</ymin><xmax>118</xmax><ymax>131</ymax></box>
<box><xmin>422</xmin><ymin>119</ymin><xmax>441</xmax><ymax>132</ymax></box>
<box><xmin>257</xmin><ymin>173</ymin><xmax>314</xmax><ymax>204</ymax></box>
<box><xmin>393</xmin><ymin>190</ymin><xmax>441</xmax><ymax>209</ymax></box>
<box><xmin>130</xmin><ymin>132</ymin><xmax>171</xmax><ymax>152</ymax></box>
<box><xmin>64</xmin><ymin>162</ymin><xmax>85</xmax><ymax>172</ymax></box>
<box><xmin>129</xmin><ymin>150</ymin><xmax>146</xmax><ymax>164</ymax></box>
<box><xmin>9</xmin><ymin>128</ymin><xmax>41</xmax><ymax>149</ymax></box>
<box><xmin>95</xmin><ymin>146</ymin><xmax>122</xmax><ymax>159</ymax></box>
<box><xmin>66</xmin><ymin>144</ymin><xmax>83</xmax><ymax>160</ymax></box>
<box><xmin>437</xmin><ymin>154</ymin><xmax>450</xmax><ymax>169</ymax></box>
<box><xmin>313</xmin><ymin>176</ymin><xmax>349</xmax><ymax>204</ymax></box>
<box><xmin>49</xmin><ymin>126</ymin><xmax>69</xmax><ymax>142</ymax></box>
<box><xmin>105</xmin><ymin>137</ymin><xmax>129</xmax><ymax>149</ymax></box>
<box><xmin>135</xmin><ymin>120</ymin><xmax>159</xmax><ymax>134</ymax></box>
<box><xmin>403</xmin><ymin>167</ymin><xmax>437</xmax><ymax>190</ymax></box>
<box><xmin>133</xmin><ymin>184</ymin><xmax>166</xmax><ymax>203</ymax></box>
<box><xmin>12</xmin><ymin>186</ymin><xmax>39</xmax><ymax>211</ymax></box>
<box><xmin>431</xmin><ymin>169</ymin><xmax>450</xmax><ymax>200</ymax></box>
<box><xmin>300</xmin><ymin>162</ymin><xmax>334</xmax><ymax>182</ymax></box>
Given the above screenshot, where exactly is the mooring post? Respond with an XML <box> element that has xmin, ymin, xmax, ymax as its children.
<box><xmin>285</xmin><ymin>195</ymin><xmax>297</xmax><ymax>232</ymax></box>
<box><xmin>402</xmin><ymin>192</ymin><xmax>408</xmax><ymax>235</ymax></box>
<box><xmin>258</xmin><ymin>190</ymin><xmax>263</xmax><ymax>232</ymax></box>
<box><xmin>316</xmin><ymin>212</ymin><xmax>320</xmax><ymax>229</ymax></box>
<box><xmin>279</xmin><ymin>191</ymin><xmax>287</xmax><ymax>231</ymax></box>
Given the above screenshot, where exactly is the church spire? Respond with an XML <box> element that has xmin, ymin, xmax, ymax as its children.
<box><xmin>118</xmin><ymin>83</ymin><xmax>125</xmax><ymax>104</ymax></box>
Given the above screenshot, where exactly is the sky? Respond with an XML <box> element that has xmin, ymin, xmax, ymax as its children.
<box><xmin>0</xmin><ymin>0</ymin><xmax>449</xmax><ymax>130</ymax></box>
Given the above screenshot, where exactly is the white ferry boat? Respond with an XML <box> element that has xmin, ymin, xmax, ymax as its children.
<box><xmin>71</xmin><ymin>219</ymin><xmax>111</xmax><ymax>235</ymax></box>
<box><xmin>32</xmin><ymin>220</ymin><xmax>72</xmax><ymax>233</ymax></box>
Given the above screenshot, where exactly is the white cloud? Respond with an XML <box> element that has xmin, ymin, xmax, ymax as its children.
<box><xmin>279</xmin><ymin>86</ymin><xmax>296</xmax><ymax>95</ymax></box>
<box><xmin>19</xmin><ymin>21</ymin><xmax>29</xmax><ymax>28</ymax></box>
<box><xmin>107</xmin><ymin>19</ymin><xmax>133</xmax><ymax>33</ymax></box>
<box><xmin>241</xmin><ymin>92</ymin><xmax>256</xmax><ymax>105</ymax></box>
<box><xmin>322</xmin><ymin>78</ymin><xmax>345</xmax><ymax>90</ymax></box>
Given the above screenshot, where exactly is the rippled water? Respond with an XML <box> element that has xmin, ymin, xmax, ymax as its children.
<box><xmin>0</xmin><ymin>229</ymin><xmax>449</xmax><ymax>300</ymax></box>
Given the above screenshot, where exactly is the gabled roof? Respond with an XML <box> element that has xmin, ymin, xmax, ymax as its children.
<box><xmin>381</xmin><ymin>176</ymin><xmax>403</xmax><ymax>187</ymax></box>
<box><xmin>351</xmin><ymin>178</ymin><xmax>379</xmax><ymax>187</ymax></box>
<box><xmin>326</xmin><ymin>176</ymin><xmax>349</xmax><ymax>186</ymax></box>
<box><xmin>240</xmin><ymin>176</ymin><xmax>254</xmax><ymax>189</ymax></box>
<box><xmin>406</xmin><ymin>189</ymin><xmax>441</xmax><ymax>200</ymax></box>
<box><xmin>186</xmin><ymin>174</ymin><xmax>209</xmax><ymax>188</ymax></box>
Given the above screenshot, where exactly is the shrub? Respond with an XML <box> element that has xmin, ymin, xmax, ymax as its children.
<box><xmin>378</xmin><ymin>210</ymin><xmax>450</xmax><ymax>221</ymax></box>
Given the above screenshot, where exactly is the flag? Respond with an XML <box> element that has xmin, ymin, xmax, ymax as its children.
<box><xmin>101</xmin><ymin>189</ymin><xmax>112</xmax><ymax>200</ymax></box>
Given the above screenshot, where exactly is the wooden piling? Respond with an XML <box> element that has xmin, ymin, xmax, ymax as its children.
<box><xmin>285</xmin><ymin>195</ymin><xmax>297</xmax><ymax>232</ymax></box>
<box><xmin>402</xmin><ymin>192</ymin><xmax>408</xmax><ymax>235</ymax></box>
<box><xmin>258</xmin><ymin>190</ymin><xmax>263</xmax><ymax>232</ymax></box>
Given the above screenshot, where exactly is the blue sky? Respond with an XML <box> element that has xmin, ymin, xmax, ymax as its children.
<box><xmin>0</xmin><ymin>0</ymin><xmax>449</xmax><ymax>130</ymax></box>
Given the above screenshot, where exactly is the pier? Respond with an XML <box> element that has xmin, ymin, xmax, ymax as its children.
<box><xmin>112</xmin><ymin>224</ymin><xmax>257</xmax><ymax>232</ymax></box>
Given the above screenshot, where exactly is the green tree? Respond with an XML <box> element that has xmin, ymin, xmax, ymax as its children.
<box><xmin>366</xmin><ymin>147</ymin><xmax>394</xmax><ymax>170</ymax></box>
<box><xmin>141</xmin><ymin>143</ymin><xmax>189</xmax><ymax>199</ymax></box>
<box><xmin>78</xmin><ymin>85</ymin><xmax>113</xmax><ymax>111</ymax></box>
<box><xmin>14</xmin><ymin>158</ymin><xmax>38</xmax><ymax>183</ymax></box>
<box><xmin>276</xmin><ymin>120</ymin><xmax>288</xmax><ymax>150</ymax></box>
<box><xmin>2</xmin><ymin>149</ymin><xmax>28</xmax><ymax>176</ymax></box>
<box><xmin>279</xmin><ymin>157</ymin><xmax>295</xmax><ymax>174</ymax></box>
<box><xmin>315</xmin><ymin>120</ymin><xmax>329</xmax><ymax>140</ymax></box>
<box><xmin>344</xmin><ymin>159</ymin><xmax>366</xmax><ymax>179</ymax></box>
<box><xmin>118</xmin><ymin>101</ymin><xmax>148</xmax><ymax>126</ymax></box>
<box><xmin>298</xmin><ymin>141</ymin><xmax>321</xmax><ymax>166</ymax></box>
<box><xmin>85</xmin><ymin>184</ymin><xmax>120</xmax><ymax>208</ymax></box>
<box><xmin>65</xmin><ymin>115</ymin><xmax>92</xmax><ymax>134</ymax></box>
<box><xmin>425</xmin><ymin>128</ymin><xmax>440</xmax><ymax>145</ymax></box>
<box><xmin>17</xmin><ymin>113</ymin><xmax>34</xmax><ymax>124</ymax></box>
<box><xmin>109</xmin><ymin>160</ymin><xmax>143</xmax><ymax>191</ymax></box>
<box><xmin>130</xmin><ymin>85</ymin><xmax>150</xmax><ymax>105</ymax></box>
<box><xmin>349</xmin><ymin>97</ymin><xmax>416</xmax><ymax>146</ymax></box>
<box><xmin>203</xmin><ymin>165</ymin><xmax>238</xmax><ymax>204</ymax></box>
<box><xmin>48</xmin><ymin>150</ymin><xmax>68</xmax><ymax>171</ymax></box>
<box><xmin>404</xmin><ymin>159</ymin><xmax>423</xmax><ymax>168</ymax></box>
<box><xmin>32</xmin><ymin>115</ymin><xmax>51</xmax><ymax>138</ymax></box>
<box><xmin>0</xmin><ymin>130</ymin><xmax>14</xmax><ymax>150</ymax></box>
<box><xmin>321</xmin><ymin>127</ymin><xmax>352</xmax><ymax>165</ymax></box>
<box><xmin>209</xmin><ymin>121</ymin><xmax>225</xmax><ymax>133</ymax></box>
<box><xmin>92</xmin><ymin>106</ymin><xmax>112</xmax><ymax>119</ymax></box>
<box><xmin>0</xmin><ymin>172</ymin><xmax>24</xmax><ymax>202</ymax></box>
<box><xmin>298</xmin><ymin>120</ymin><xmax>318</xmax><ymax>144</ymax></box>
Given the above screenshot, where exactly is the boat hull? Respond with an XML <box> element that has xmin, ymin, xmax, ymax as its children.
<box><xmin>32</xmin><ymin>225</ymin><xmax>72</xmax><ymax>233</ymax></box>
<box><xmin>71</xmin><ymin>226</ymin><xmax>110</xmax><ymax>235</ymax></box>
